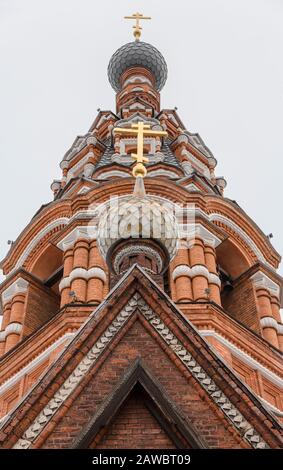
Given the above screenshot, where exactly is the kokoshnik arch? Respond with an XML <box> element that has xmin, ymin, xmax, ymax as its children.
<box><xmin>0</xmin><ymin>14</ymin><xmax>282</xmax><ymax>449</ymax></box>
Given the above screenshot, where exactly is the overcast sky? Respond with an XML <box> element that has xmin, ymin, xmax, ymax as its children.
<box><xmin>0</xmin><ymin>0</ymin><xmax>283</xmax><ymax>279</ymax></box>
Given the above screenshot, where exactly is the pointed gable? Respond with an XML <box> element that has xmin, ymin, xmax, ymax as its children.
<box><xmin>0</xmin><ymin>266</ymin><xmax>282</xmax><ymax>449</ymax></box>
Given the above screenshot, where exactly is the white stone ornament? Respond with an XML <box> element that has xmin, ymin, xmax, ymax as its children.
<box><xmin>12</xmin><ymin>293</ymin><xmax>268</xmax><ymax>449</ymax></box>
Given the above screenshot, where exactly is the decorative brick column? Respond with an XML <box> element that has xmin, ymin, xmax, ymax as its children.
<box><xmin>60</xmin><ymin>247</ymin><xmax>74</xmax><ymax>307</ymax></box>
<box><xmin>58</xmin><ymin>227</ymin><xmax>108</xmax><ymax>307</ymax></box>
<box><xmin>0</xmin><ymin>301</ymin><xmax>11</xmax><ymax>355</ymax></box>
<box><xmin>0</xmin><ymin>278</ymin><xmax>29</xmax><ymax>353</ymax></box>
<box><xmin>204</xmin><ymin>244</ymin><xmax>221</xmax><ymax>305</ymax></box>
<box><xmin>251</xmin><ymin>272</ymin><xmax>280</xmax><ymax>349</ymax></box>
<box><xmin>172</xmin><ymin>226</ymin><xmax>222</xmax><ymax>304</ymax></box>
<box><xmin>87</xmin><ymin>240</ymin><xmax>106</xmax><ymax>304</ymax></box>
<box><xmin>171</xmin><ymin>241</ymin><xmax>192</xmax><ymax>302</ymax></box>
<box><xmin>71</xmin><ymin>239</ymin><xmax>89</xmax><ymax>302</ymax></box>
<box><xmin>189</xmin><ymin>238</ymin><xmax>209</xmax><ymax>301</ymax></box>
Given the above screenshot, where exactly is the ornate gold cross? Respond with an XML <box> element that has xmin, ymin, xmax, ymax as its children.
<box><xmin>114</xmin><ymin>122</ymin><xmax>168</xmax><ymax>178</ymax></box>
<box><xmin>124</xmin><ymin>12</ymin><xmax>151</xmax><ymax>40</ymax></box>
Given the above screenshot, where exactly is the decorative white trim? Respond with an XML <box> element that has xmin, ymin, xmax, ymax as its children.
<box><xmin>50</xmin><ymin>181</ymin><xmax>61</xmax><ymax>193</ymax></box>
<box><xmin>77</xmin><ymin>186</ymin><xmax>91</xmax><ymax>195</ymax></box>
<box><xmin>14</xmin><ymin>218</ymin><xmax>69</xmax><ymax>270</ymax></box>
<box><xmin>181</xmin><ymin>149</ymin><xmax>211</xmax><ymax>179</ymax></box>
<box><xmin>200</xmin><ymin>330</ymin><xmax>283</xmax><ymax>388</ymax></box>
<box><xmin>66</xmin><ymin>154</ymin><xmax>90</xmax><ymax>182</ymax></box>
<box><xmin>83</xmin><ymin>162</ymin><xmax>95</xmax><ymax>178</ymax></box>
<box><xmin>0</xmin><ymin>333</ymin><xmax>74</xmax><ymax>394</ymax></box>
<box><xmin>277</xmin><ymin>323</ymin><xmax>283</xmax><ymax>335</ymax></box>
<box><xmin>259</xmin><ymin>397</ymin><xmax>283</xmax><ymax>417</ymax></box>
<box><xmin>5</xmin><ymin>196</ymin><xmax>277</xmax><ymax>280</ymax></box>
<box><xmin>111</xmin><ymin>152</ymin><xmax>165</xmax><ymax>165</ymax></box>
<box><xmin>59</xmin><ymin>267</ymin><xmax>106</xmax><ymax>292</ymax></box>
<box><xmin>86</xmin><ymin>136</ymin><xmax>97</xmax><ymax>146</ymax></box>
<box><xmin>56</xmin><ymin>226</ymin><xmax>96</xmax><ymax>251</ymax></box>
<box><xmin>177</xmin><ymin>207</ymin><xmax>275</xmax><ymax>270</ymax></box>
<box><xmin>208</xmin><ymin>273</ymin><xmax>222</xmax><ymax>287</ymax></box>
<box><xmin>131</xmin><ymin>87</ymin><xmax>144</xmax><ymax>92</ymax></box>
<box><xmin>184</xmin><ymin>183</ymin><xmax>201</xmax><ymax>192</ymax></box>
<box><xmin>178</xmin><ymin>223</ymin><xmax>222</xmax><ymax>248</ymax></box>
<box><xmin>182</xmin><ymin>161</ymin><xmax>193</xmax><ymax>176</ymax></box>
<box><xmin>195</xmin><ymin>225</ymin><xmax>222</xmax><ymax>248</ymax></box>
<box><xmin>172</xmin><ymin>265</ymin><xmax>191</xmax><ymax>281</ymax></box>
<box><xmin>172</xmin><ymin>264</ymin><xmax>221</xmax><ymax>287</ymax></box>
<box><xmin>12</xmin><ymin>294</ymin><xmax>268</xmax><ymax>449</ymax></box>
<box><xmin>209</xmin><ymin>213</ymin><xmax>270</xmax><ymax>268</ymax></box>
<box><xmin>250</xmin><ymin>271</ymin><xmax>280</xmax><ymax>297</ymax></box>
<box><xmin>147</xmin><ymin>169</ymin><xmax>179</xmax><ymax>178</ymax></box>
<box><xmin>59</xmin><ymin>160</ymin><xmax>69</xmax><ymax>170</ymax></box>
<box><xmin>87</xmin><ymin>267</ymin><xmax>106</xmax><ymax>283</ymax></box>
<box><xmin>2</xmin><ymin>278</ymin><xmax>29</xmax><ymax>305</ymax></box>
<box><xmin>70</xmin><ymin>210</ymin><xmax>98</xmax><ymax>223</ymax></box>
<box><xmin>260</xmin><ymin>317</ymin><xmax>279</xmax><ymax>331</ymax></box>
<box><xmin>0</xmin><ymin>323</ymin><xmax>22</xmax><ymax>342</ymax></box>
<box><xmin>191</xmin><ymin>265</ymin><xmax>210</xmax><ymax>278</ymax></box>
<box><xmin>113</xmin><ymin>245</ymin><xmax>163</xmax><ymax>274</ymax></box>
<box><xmin>216</xmin><ymin>177</ymin><xmax>227</xmax><ymax>189</ymax></box>
<box><xmin>118</xmin><ymin>137</ymin><xmax>156</xmax><ymax>156</ymax></box>
<box><xmin>123</xmin><ymin>75</ymin><xmax>153</xmax><ymax>87</ymax></box>
<box><xmin>111</xmin><ymin>154</ymin><xmax>135</xmax><ymax>164</ymax></box>
<box><xmin>96</xmin><ymin>170</ymin><xmax>130</xmax><ymax>180</ymax></box>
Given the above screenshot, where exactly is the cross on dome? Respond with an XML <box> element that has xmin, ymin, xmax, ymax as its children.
<box><xmin>113</xmin><ymin>122</ymin><xmax>167</xmax><ymax>178</ymax></box>
<box><xmin>124</xmin><ymin>12</ymin><xmax>151</xmax><ymax>40</ymax></box>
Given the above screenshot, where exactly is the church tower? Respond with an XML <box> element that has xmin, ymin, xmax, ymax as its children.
<box><xmin>0</xmin><ymin>14</ymin><xmax>282</xmax><ymax>449</ymax></box>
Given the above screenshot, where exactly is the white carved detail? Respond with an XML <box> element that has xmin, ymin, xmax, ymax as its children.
<box><xmin>57</xmin><ymin>226</ymin><xmax>96</xmax><ymax>251</ymax></box>
<box><xmin>260</xmin><ymin>317</ymin><xmax>279</xmax><ymax>331</ymax></box>
<box><xmin>0</xmin><ymin>323</ymin><xmax>22</xmax><ymax>342</ymax></box>
<box><xmin>59</xmin><ymin>267</ymin><xmax>107</xmax><ymax>292</ymax></box>
<box><xmin>172</xmin><ymin>264</ymin><xmax>221</xmax><ymax>286</ymax></box>
<box><xmin>2</xmin><ymin>278</ymin><xmax>29</xmax><ymax>305</ymax></box>
<box><xmin>251</xmin><ymin>271</ymin><xmax>280</xmax><ymax>297</ymax></box>
<box><xmin>12</xmin><ymin>294</ymin><xmax>268</xmax><ymax>449</ymax></box>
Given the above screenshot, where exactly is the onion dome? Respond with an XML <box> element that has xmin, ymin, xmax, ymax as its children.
<box><xmin>107</xmin><ymin>41</ymin><xmax>168</xmax><ymax>92</ymax></box>
<box><xmin>97</xmin><ymin>194</ymin><xmax>179</xmax><ymax>266</ymax></box>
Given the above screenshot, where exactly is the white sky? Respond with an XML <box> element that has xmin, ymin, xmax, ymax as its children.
<box><xmin>0</xmin><ymin>0</ymin><xmax>283</xmax><ymax>279</ymax></box>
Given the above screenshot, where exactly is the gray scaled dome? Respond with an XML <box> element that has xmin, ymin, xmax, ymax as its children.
<box><xmin>107</xmin><ymin>41</ymin><xmax>168</xmax><ymax>92</ymax></box>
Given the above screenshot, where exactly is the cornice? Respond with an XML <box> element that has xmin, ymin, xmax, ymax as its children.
<box><xmin>1</xmin><ymin>179</ymin><xmax>280</xmax><ymax>277</ymax></box>
<box><xmin>200</xmin><ymin>330</ymin><xmax>283</xmax><ymax>389</ymax></box>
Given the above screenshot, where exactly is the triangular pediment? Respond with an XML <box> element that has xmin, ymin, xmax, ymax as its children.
<box><xmin>73</xmin><ymin>358</ymin><xmax>204</xmax><ymax>449</ymax></box>
<box><xmin>0</xmin><ymin>266</ymin><xmax>281</xmax><ymax>449</ymax></box>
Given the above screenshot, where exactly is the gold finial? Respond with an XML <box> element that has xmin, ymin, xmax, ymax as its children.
<box><xmin>124</xmin><ymin>12</ymin><xmax>151</xmax><ymax>41</ymax></box>
<box><xmin>113</xmin><ymin>121</ymin><xmax>168</xmax><ymax>178</ymax></box>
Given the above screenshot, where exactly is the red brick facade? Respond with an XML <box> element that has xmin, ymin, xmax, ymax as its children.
<box><xmin>0</xmin><ymin>34</ymin><xmax>282</xmax><ymax>449</ymax></box>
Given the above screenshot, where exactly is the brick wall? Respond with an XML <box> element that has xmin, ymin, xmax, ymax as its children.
<box><xmin>92</xmin><ymin>386</ymin><xmax>176</xmax><ymax>449</ymax></box>
<box><xmin>221</xmin><ymin>279</ymin><xmax>260</xmax><ymax>334</ymax></box>
<box><xmin>23</xmin><ymin>283</ymin><xmax>60</xmax><ymax>338</ymax></box>
<box><xmin>42</xmin><ymin>319</ymin><xmax>244</xmax><ymax>449</ymax></box>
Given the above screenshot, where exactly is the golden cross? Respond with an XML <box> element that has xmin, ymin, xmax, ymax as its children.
<box><xmin>114</xmin><ymin>122</ymin><xmax>168</xmax><ymax>178</ymax></box>
<box><xmin>124</xmin><ymin>12</ymin><xmax>151</xmax><ymax>41</ymax></box>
